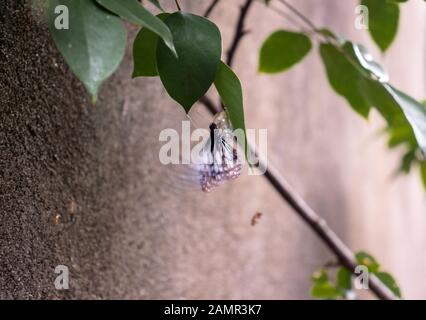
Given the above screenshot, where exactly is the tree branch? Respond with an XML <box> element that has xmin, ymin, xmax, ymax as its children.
<box><xmin>174</xmin><ymin>0</ymin><xmax>181</xmax><ymax>11</ymax></box>
<box><xmin>199</xmin><ymin>95</ymin><xmax>219</xmax><ymax>114</ymax></box>
<box><xmin>263</xmin><ymin>165</ymin><xmax>397</xmax><ymax>300</ymax></box>
<box><xmin>204</xmin><ymin>0</ymin><xmax>221</xmax><ymax>18</ymax></box>
<box><xmin>226</xmin><ymin>0</ymin><xmax>254</xmax><ymax>67</ymax></box>
<box><xmin>198</xmin><ymin>0</ymin><xmax>398</xmax><ymax>300</ymax></box>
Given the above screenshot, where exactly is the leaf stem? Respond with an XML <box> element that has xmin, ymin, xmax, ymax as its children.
<box><xmin>204</xmin><ymin>0</ymin><xmax>220</xmax><ymax>18</ymax></box>
<box><xmin>277</xmin><ymin>0</ymin><xmax>317</xmax><ymax>32</ymax></box>
<box><xmin>267</xmin><ymin>2</ymin><xmax>309</xmax><ymax>32</ymax></box>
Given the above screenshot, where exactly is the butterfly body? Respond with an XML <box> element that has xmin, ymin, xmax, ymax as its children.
<box><xmin>196</xmin><ymin>112</ymin><xmax>243</xmax><ymax>192</ymax></box>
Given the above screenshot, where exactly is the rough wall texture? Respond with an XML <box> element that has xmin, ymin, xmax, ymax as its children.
<box><xmin>1</xmin><ymin>0</ymin><xmax>425</xmax><ymax>299</ymax></box>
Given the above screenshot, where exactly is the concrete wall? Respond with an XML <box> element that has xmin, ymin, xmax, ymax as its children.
<box><xmin>1</xmin><ymin>0</ymin><xmax>425</xmax><ymax>299</ymax></box>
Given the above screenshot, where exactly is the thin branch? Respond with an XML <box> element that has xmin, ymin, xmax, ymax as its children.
<box><xmin>268</xmin><ymin>2</ymin><xmax>309</xmax><ymax>33</ymax></box>
<box><xmin>277</xmin><ymin>0</ymin><xmax>317</xmax><ymax>32</ymax></box>
<box><xmin>174</xmin><ymin>0</ymin><xmax>181</xmax><ymax>11</ymax></box>
<box><xmin>198</xmin><ymin>0</ymin><xmax>399</xmax><ymax>300</ymax></box>
<box><xmin>204</xmin><ymin>0</ymin><xmax>221</xmax><ymax>18</ymax></box>
<box><xmin>260</xmin><ymin>0</ymin><xmax>328</xmax><ymax>43</ymax></box>
<box><xmin>226</xmin><ymin>0</ymin><xmax>255</xmax><ymax>67</ymax></box>
<box><xmin>262</xmin><ymin>165</ymin><xmax>397</xmax><ymax>300</ymax></box>
<box><xmin>199</xmin><ymin>95</ymin><xmax>220</xmax><ymax>114</ymax></box>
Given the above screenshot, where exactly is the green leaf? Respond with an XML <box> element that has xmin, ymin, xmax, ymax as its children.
<box><xmin>147</xmin><ymin>0</ymin><xmax>163</xmax><ymax>11</ymax></box>
<box><xmin>132</xmin><ymin>13</ymin><xmax>169</xmax><ymax>77</ymax></box>
<box><xmin>387</xmin><ymin>124</ymin><xmax>417</xmax><ymax>149</ymax></box>
<box><xmin>320</xmin><ymin>41</ymin><xmax>425</xmax><ymax>167</ymax></box>
<box><xmin>421</xmin><ymin>162</ymin><xmax>426</xmax><ymax>189</ymax></box>
<box><xmin>214</xmin><ymin>62</ymin><xmax>247</xmax><ymax>154</ymax></box>
<box><xmin>316</xmin><ymin>28</ymin><xmax>345</xmax><ymax>45</ymax></box>
<box><xmin>358</xmin><ymin>78</ymin><xmax>404</xmax><ymax>126</ymax></box>
<box><xmin>48</xmin><ymin>0</ymin><xmax>126</xmax><ymax>99</ymax></box>
<box><xmin>311</xmin><ymin>282</ymin><xmax>342</xmax><ymax>299</ymax></box>
<box><xmin>400</xmin><ymin>149</ymin><xmax>416</xmax><ymax>173</ymax></box>
<box><xmin>354</xmin><ymin>251</ymin><xmax>403</xmax><ymax>298</ymax></box>
<box><xmin>259</xmin><ymin>30</ymin><xmax>312</xmax><ymax>74</ymax></box>
<box><xmin>348</xmin><ymin>42</ymin><xmax>389</xmax><ymax>82</ymax></box>
<box><xmin>95</xmin><ymin>0</ymin><xmax>175</xmax><ymax>55</ymax></box>
<box><xmin>311</xmin><ymin>269</ymin><xmax>328</xmax><ymax>283</ymax></box>
<box><xmin>336</xmin><ymin>267</ymin><xmax>352</xmax><ymax>291</ymax></box>
<box><xmin>376</xmin><ymin>271</ymin><xmax>402</xmax><ymax>297</ymax></box>
<box><xmin>382</xmin><ymin>85</ymin><xmax>426</xmax><ymax>155</ymax></box>
<box><xmin>156</xmin><ymin>12</ymin><xmax>222</xmax><ymax>112</ymax></box>
<box><xmin>319</xmin><ymin>43</ymin><xmax>371</xmax><ymax>118</ymax></box>
<box><xmin>361</xmin><ymin>0</ymin><xmax>400</xmax><ymax>52</ymax></box>
<box><xmin>358</xmin><ymin>78</ymin><xmax>423</xmax><ymax>168</ymax></box>
<box><xmin>355</xmin><ymin>251</ymin><xmax>380</xmax><ymax>273</ymax></box>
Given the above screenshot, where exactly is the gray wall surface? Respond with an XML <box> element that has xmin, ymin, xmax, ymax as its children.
<box><xmin>1</xmin><ymin>0</ymin><xmax>425</xmax><ymax>299</ymax></box>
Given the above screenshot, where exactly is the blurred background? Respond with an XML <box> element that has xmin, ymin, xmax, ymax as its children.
<box><xmin>1</xmin><ymin>0</ymin><xmax>425</xmax><ymax>299</ymax></box>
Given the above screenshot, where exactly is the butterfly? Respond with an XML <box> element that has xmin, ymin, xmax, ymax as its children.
<box><xmin>194</xmin><ymin>111</ymin><xmax>243</xmax><ymax>192</ymax></box>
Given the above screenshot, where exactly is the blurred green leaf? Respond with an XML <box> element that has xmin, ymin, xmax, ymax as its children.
<box><xmin>355</xmin><ymin>251</ymin><xmax>380</xmax><ymax>273</ymax></box>
<box><xmin>156</xmin><ymin>12</ymin><xmax>222</xmax><ymax>112</ymax></box>
<box><xmin>259</xmin><ymin>30</ymin><xmax>311</xmax><ymax>74</ymax></box>
<box><xmin>312</xmin><ymin>252</ymin><xmax>402</xmax><ymax>299</ymax></box>
<box><xmin>316</xmin><ymin>28</ymin><xmax>345</xmax><ymax>45</ymax></box>
<box><xmin>357</xmin><ymin>80</ymin><xmax>422</xmax><ymax>170</ymax></box>
<box><xmin>147</xmin><ymin>0</ymin><xmax>163</xmax><ymax>11</ymax></box>
<box><xmin>132</xmin><ymin>13</ymin><xmax>169</xmax><ymax>77</ymax></box>
<box><xmin>324</xmin><ymin>41</ymin><xmax>426</xmax><ymax>165</ymax></box>
<box><xmin>383</xmin><ymin>85</ymin><xmax>426</xmax><ymax>155</ymax></box>
<box><xmin>48</xmin><ymin>0</ymin><xmax>126</xmax><ymax>99</ymax></box>
<box><xmin>319</xmin><ymin>43</ymin><xmax>370</xmax><ymax>117</ymax></box>
<box><xmin>311</xmin><ymin>269</ymin><xmax>328</xmax><ymax>283</ymax></box>
<box><xmin>387</xmin><ymin>125</ymin><xmax>417</xmax><ymax>149</ymax></box>
<box><xmin>421</xmin><ymin>162</ymin><xmax>426</xmax><ymax>189</ymax></box>
<box><xmin>361</xmin><ymin>0</ymin><xmax>400</xmax><ymax>52</ymax></box>
<box><xmin>214</xmin><ymin>62</ymin><xmax>247</xmax><ymax>156</ymax></box>
<box><xmin>336</xmin><ymin>267</ymin><xmax>352</xmax><ymax>292</ymax></box>
<box><xmin>311</xmin><ymin>282</ymin><xmax>342</xmax><ymax>299</ymax></box>
<box><xmin>95</xmin><ymin>0</ymin><xmax>176</xmax><ymax>55</ymax></box>
<box><xmin>359</xmin><ymin>79</ymin><xmax>402</xmax><ymax>125</ymax></box>
<box><xmin>346</xmin><ymin>42</ymin><xmax>389</xmax><ymax>82</ymax></box>
<box><xmin>376</xmin><ymin>271</ymin><xmax>402</xmax><ymax>297</ymax></box>
<box><xmin>400</xmin><ymin>149</ymin><xmax>416</xmax><ymax>173</ymax></box>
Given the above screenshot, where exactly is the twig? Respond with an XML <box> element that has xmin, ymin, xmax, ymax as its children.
<box><xmin>199</xmin><ymin>95</ymin><xmax>219</xmax><ymax>114</ymax></box>
<box><xmin>266</xmin><ymin>2</ymin><xmax>310</xmax><ymax>34</ymax></box>
<box><xmin>323</xmin><ymin>260</ymin><xmax>341</xmax><ymax>269</ymax></box>
<box><xmin>226</xmin><ymin>0</ymin><xmax>254</xmax><ymax>67</ymax></box>
<box><xmin>198</xmin><ymin>0</ymin><xmax>398</xmax><ymax>300</ymax></box>
<box><xmin>277</xmin><ymin>0</ymin><xmax>317</xmax><ymax>32</ymax></box>
<box><xmin>174</xmin><ymin>0</ymin><xmax>181</xmax><ymax>11</ymax></box>
<box><xmin>204</xmin><ymin>0</ymin><xmax>221</xmax><ymax>18</ymax></box>
<box><xmin>263</xmin><ymin>165</ymin><xmax>397</xmax><ymax>300</ymax></box>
